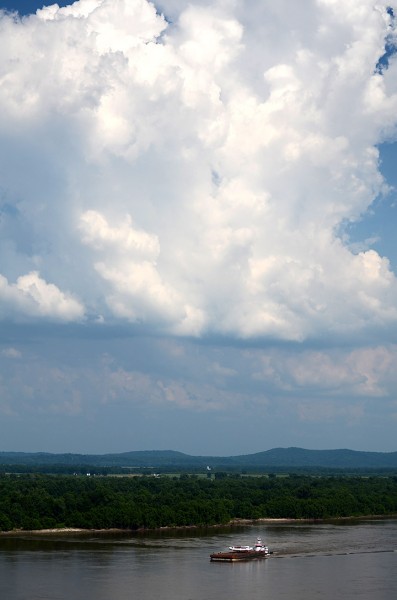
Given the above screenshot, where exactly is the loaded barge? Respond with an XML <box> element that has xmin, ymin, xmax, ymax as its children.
<box><xmin>210</xmin><ymin>538</ymin><xmax>271</xmax><ymax>562</ymax></box>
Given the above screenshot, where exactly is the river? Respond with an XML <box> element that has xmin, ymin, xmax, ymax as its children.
<box><xmin>1</xmin><ymin>519</ymin><xmax>396</xmax><ymax>599</ymax></box>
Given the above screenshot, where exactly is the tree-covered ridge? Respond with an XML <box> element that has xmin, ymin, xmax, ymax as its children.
<box><xmin>1</xmin><ymin>448</ymin><xmax>397</xmax><ymax>469</ymax></box>
<box><xmin>1</xmin><ymin>474</ymin><xmax>397</xmax><ymax>532</ymax></box>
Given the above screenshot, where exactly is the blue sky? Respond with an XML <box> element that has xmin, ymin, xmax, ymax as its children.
<box><xmin>0</xmin><ymin>0</ymin><xmax>396</xmax><ymax>456</ymax></box>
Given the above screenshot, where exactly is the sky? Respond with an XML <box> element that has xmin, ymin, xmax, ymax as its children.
<box><xmin>0</xmin><ymin>0</ymin><xmax>397</xmax><ymax>456</ymax></box>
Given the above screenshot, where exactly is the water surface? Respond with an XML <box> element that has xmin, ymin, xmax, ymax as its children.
<box><xmin>1</xmin><ymin>519</ymin><xmax>396</xmax><ymax>600</ymax></box>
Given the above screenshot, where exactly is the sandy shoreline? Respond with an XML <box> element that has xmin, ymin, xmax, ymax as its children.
<box><xmin>0</xmin><ymin>519</ymin><xmax>314</xmax><ymax>536</ymax></box>
<box><xmin>1</xmin><ymin>516</ymin><xmax>394</xmax><ymax>537</ymax></box>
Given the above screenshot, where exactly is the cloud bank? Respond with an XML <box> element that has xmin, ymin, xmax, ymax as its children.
<box><xmin>1</xmin><ymin>0</ymin><xmax>397</xmax><ymax>342</ymax></box>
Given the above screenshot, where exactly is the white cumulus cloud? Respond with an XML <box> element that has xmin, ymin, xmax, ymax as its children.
<box><xmin>0</xmin><ymin>271</ymin><xmax>84</xmax><ymax>321</ymax></box>
<box><xmin>0</xmin><ymin>0</ymin><xmax>397</xmax><ymax>340</ymax></box>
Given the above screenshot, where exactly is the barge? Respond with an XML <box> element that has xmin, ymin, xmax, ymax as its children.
<box><xmin>210</xmin><ymin>538</ymin><xmax>271</xmax><ymax>562</ymax></box>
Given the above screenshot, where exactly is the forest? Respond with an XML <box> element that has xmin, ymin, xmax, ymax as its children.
<box><xmin>1</xmin><ymin>473</ymin><xmax>396</xmax><ymax>532</ymax></box>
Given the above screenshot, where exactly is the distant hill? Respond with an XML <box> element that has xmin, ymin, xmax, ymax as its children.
<box><xmin>229</xmin><ymin>447</ymin><xmax>397</xmax><ymax>468</ymax></box>
<box><xmin>1</xmin><ymin>447</ymin><xmax>397</xmax><ymax>470</ymax></box>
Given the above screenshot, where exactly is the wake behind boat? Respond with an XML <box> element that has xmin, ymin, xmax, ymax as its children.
<box><xmin>210</xmin><ymin>538</ymin><xmax>271</xmax><ymax>562</ymax></box>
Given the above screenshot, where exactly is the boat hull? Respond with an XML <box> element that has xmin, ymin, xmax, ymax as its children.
<box><xmin>210</xmin><ymin>550</ymin><xmax>269</xmax><ymax>562</ymax></box>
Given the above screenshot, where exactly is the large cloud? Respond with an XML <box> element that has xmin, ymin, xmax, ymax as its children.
<box><xmin>1</xmin><ymin>0</ymin><xmax>397</xmax><ymax>340</ymax></box>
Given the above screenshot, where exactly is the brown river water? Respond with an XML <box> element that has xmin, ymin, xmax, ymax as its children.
<box><xmin>1</xmin><ymin>519</ymin><xmax>396</xmax><ymax>599</ymax></box>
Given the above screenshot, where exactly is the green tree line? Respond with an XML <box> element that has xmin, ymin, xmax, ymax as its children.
<box><xmin>1</xmin><ymin>474</ymin><xmax>396</xmax><ymax>532</ymax></box>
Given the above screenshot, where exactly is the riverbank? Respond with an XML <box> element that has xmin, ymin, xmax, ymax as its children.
<box><xmin>1</xmin><ymin>515</ymin><xmax>395</xmax><ymax>536</ymax></box>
